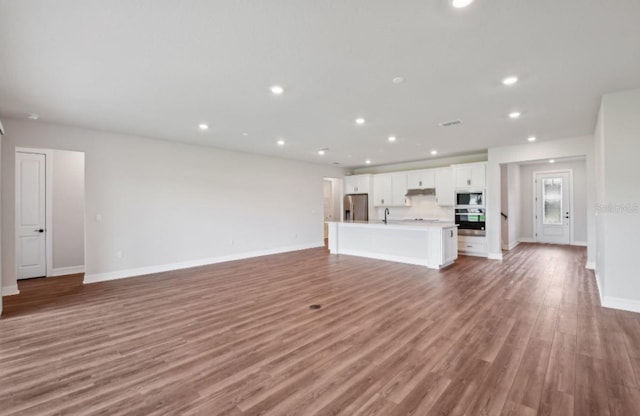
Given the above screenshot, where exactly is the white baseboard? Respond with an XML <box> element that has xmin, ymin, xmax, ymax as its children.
<box><xmin>585</xmin><ymin>261</ymin><xmax>595</xmax><ymax>270</ymax></box>
<box><xmin>51</xmin><ymin>265</ymin><xmax>85</xmax><ymax>277</ymax></box>
<box><xmin>602</xmin><ymin>296</ymin><xmax>640</xmax><ymax>314</ymax></box>
<box><xmin>518</xmin><ymin>237</ymin><xmax>535</xmax><ymax>243</ymax></box>
<box><xmin>502</xmin><ymin>240</ymin><xmax>520</xmax><ymax>251</ymax></box>
<box><xmin>84</xmin><ymin>243</ymin><xmax>324</xmax><ymax>284</ymax></box>
<box><xmin>588</xmin><ymin>270</ymin><xmax>638</xmax><ymax>313</ymax></box>
<box><xmin>572</xmin><ymin>241</ymin><xmax>588</xmax><ymax>247</ymax></box>
<box><xmin>459</xmin><ymin>251</ymin><xmax>488</xmax><ymax>258</ymax></box>
<box><xmin>594</xmin><ymin>270</ymin><xmax>604</xmax><ymax>305</ymax></box>
<box><xmin>1</xmin><ymin>285</ymin><xmax>20</xmax><ymax>296</ymax></box>
<box><xmin>488</xmin><ymin>252</ymin><xmax>503</xmax><ymax>260</ymax></box>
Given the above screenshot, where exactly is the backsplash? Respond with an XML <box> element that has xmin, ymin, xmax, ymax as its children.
<box><xmin>375</xmin><ymin>195</ymin><xmax>454</xmax><ymax>221</ymax></box>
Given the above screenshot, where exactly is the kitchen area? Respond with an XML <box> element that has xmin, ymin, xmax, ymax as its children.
<box><xmin>327</xmin><ymin>162</ymin><xmax>487</xmax><ymax>269</ymax></box>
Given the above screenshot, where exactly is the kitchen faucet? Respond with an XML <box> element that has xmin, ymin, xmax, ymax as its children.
<box><xmin>383</xmin><ymin>208</ymin><xmax>390</xmax><ymax>224</ymax></box>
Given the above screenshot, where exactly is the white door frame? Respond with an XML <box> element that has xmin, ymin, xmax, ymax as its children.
<box><xmin>532</xmin><ymin>169</ymin><xmax>574</xmax><ymax>245</ymax></box>
<box><xmin>16</xmin><ymin>147</ymin><xmax>54</xmax><ymax>277</ymax></box>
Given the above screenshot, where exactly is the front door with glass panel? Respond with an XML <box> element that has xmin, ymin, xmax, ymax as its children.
<box><xmin>535</xmin><ymin>171</ymin><xmax>571</xmax><ymax>244</ymax></box>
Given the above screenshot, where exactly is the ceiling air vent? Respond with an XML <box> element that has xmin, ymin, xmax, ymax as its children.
<box><xmin>439</xmin><ymin>120</ymin><xmax>462</xmax><ymax>127</ymax></box>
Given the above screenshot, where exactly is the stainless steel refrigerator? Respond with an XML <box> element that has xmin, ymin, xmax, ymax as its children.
<box><xmin>344</xmin><ymin>194</ymin><xmax>368</xmax><ymax>222</ymax></box>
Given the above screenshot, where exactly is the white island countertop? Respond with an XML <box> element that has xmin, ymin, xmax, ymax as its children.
<box><xmin>327</xmin><ymin>220</ymin><xmax>458</xmax><ymax>269</ymax></box>
<box><xmin>330</xmin><ymin>220</ymin><xmax>457</xmax><ymax>230</ymax></box>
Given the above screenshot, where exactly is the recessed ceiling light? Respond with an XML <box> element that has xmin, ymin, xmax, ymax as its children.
<box><xmin>502</xmin><ymin>76</ymin><xmax>519</xmax><ymax>86</ymax></box>
<box><xmin>317</xmin><ymin>149</ymin><xmax>327</xmax><ymax>156</ymax></box>
<box><xmin>549</xmin><ymin>159</ymin><xmax>555</xmax><ymax>164</ymax></box>
<box><xmin>528</xmin><ymin>136</ymin><xmax>537</xmax><ymax>142</ymax></box>
<box><xmin>198</xmin><ymin>123</ymin><xmax>209</xmax><ymax>130</ymax></box>
<box><xmin>355</xmin><ymin>118</ymin><xmax>366</xmax><ymax>125</ymax></box>
<box><xmin>365</xmin><ymin>159</ymin><xmax>372</xmax><ymax>164</ymax></box>
<box><xmin>28</xmin><ymin>113</ymin><xmax>39</xmax><ymax>120</ymax></box>
<box><xmin>431</xmin><ymin>150</ymin><xmax>438</xmax><ymax>155</ymax></box>
<box><xmin>509</xmin><ymin>112</ymin><xmax>521</xmax><ymax>119</ymax></box>
<box><xmin>276</xmin><ymin>139</ymin><xmax>285</xmax><ymax>146</ymax></box>
<box><xmin>392</xmin><ymin>76</ymin><xmax>405</xmax><ymax>84</ymax></box>
<box><xmin>242</xmin><ymin>132</ymin><xmax>249</xmax><ymax>136</ymax></box>
<box><xmin>388</xmin><ymin>136</ymin><xmax>397</xmax><ymax>142</ymax></box>
<box><xmin>270</xmin><ymin>85</ymin><xmax>284</xmax><ymax>95</ymax></box>
<box><xmin>452</xmin><ymin>0</ymin><xmax>474</xmax><ymax>8</ymax></box>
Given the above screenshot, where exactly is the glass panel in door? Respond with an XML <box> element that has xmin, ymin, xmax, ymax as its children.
<box><xmin>542</xmin><ymin>178</ymin><xmax>563</xmax><ymax>225</ymax></box>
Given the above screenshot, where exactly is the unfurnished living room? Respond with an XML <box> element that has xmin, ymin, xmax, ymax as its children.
<box><xmin>1</xmin><ymin>1</ymin><xmax>640</xmax><ymax>415</ymax></box>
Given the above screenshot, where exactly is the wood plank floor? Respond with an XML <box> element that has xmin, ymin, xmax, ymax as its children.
<box><xmin>2</xmin><ymin>243</ymin><xmax>640</xmax><ymax>415</ymax></box>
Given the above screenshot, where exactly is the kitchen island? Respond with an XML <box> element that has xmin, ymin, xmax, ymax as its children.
<box><xmin>327</xmin><ymin>221</ymin><xmax>458</xmax><ymax>269</ymax></box>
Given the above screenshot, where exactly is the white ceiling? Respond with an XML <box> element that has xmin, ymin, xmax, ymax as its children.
<box><xmin>1</xmin><ymin>1</ymin><xmax>639</xmax><ymax>168</ymax></box>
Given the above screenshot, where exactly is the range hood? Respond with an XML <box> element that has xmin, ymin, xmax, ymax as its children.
<box><xmin>405</xmin><ymin>188</ymin><xmax>435</xmax><ymax>197</ymax></box>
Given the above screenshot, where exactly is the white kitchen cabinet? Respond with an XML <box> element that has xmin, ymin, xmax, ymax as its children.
<box><xmin>454</xmin><ymin>163</ymin><xmax>486</xmax><ymax>188</ymax></box>
<box><xmin>344</xmin><ymin>174</ymin><xmax>371</xmax><ymax>194</ymax></box>
<box><xmin>373</xmin><ymin>173</ymin><xmax>410</xmax><ymax>207</ymax></box>
<box><xmin>457</xmin><ymin>235</ymin><xmax>487</xmax><ymax>257</ymax></box>
<box><xmin>329</xmin><ymin>222</ymin><xmax>458</xmax><ymax>269</ymax></box>
<box><xmin>373</xmin><ymin>174</ymin><xmax>392</xmax><ymax>206</ymax></box>
<box><xmin>435</xmin><ymin>167</ymin><xmax>454</xmax><ymax>206</ymax></box>
<box><xmin>407</xmin><ymin>169</ymin><xmax>435</xmax><ymax>190</ymax></box>
<box><xmin>443</xmin><ymin>227</ymin><xmax>458</xmax><ymax>265</ymax></box>
<box><xmin>391</xmin><ymin>173</ymin><xmax>410</xmax><ymax>206</ymax></box>
<box><xmin>426</xmin><ymin>225</ymin><xmax>457</xmax><ymax>268</ymax></box>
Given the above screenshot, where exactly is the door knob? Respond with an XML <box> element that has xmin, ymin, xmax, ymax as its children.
<box><xmin>34</xmin><ymin>229</ymin><xmax>44</xmax><ymax>233</ymax></box>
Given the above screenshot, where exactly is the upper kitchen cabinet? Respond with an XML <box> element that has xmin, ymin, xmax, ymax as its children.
<box><xmin>453</xmin><ymin>163</ymin><xmax>486</xmax><ymax>189</ymax></box>
<box><xmin>407</xmin><ymin>169</ymin><xmax>436</xmax><ymax>190</ymax></box>
<box><xmin>373</xmin><ymin>173</ymin><xmax>410</xmax><ymax>207</ymax></box>
<box><xmin>435</xmin><ymin>167</ymin><xmax>454</xmax><ymax>206</ymax></box>
<box><xmin>373</xmin><ymin>174</ymin><xmax>392</xmax><ymax>206</ymax></box>
<box><xmin>391</xmin><ymin>172</ymin><xmax>410</xmax><ymax>207</ymax></box>
<box><xmin>344</xmin><ymin>174</ymin><xmax>372</xmax><ymax>194</ymax></box>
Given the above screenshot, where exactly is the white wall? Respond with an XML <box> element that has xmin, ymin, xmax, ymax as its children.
<box><xmin>500</xmin><ymin>165</ymin><xmax>508</xmax><ymax>247</ymax></box>
<box><xmin>0</xmin><ymin>119</ymin><xmax>3</xmax><ymax>313</ymax></box>
<box><xmin>1</xmin><ymin>118</ymin><xmax>345</xmax><ymax>288</ymax></box>
<box><xmin>487</xmin><ymin>135</ymin><xmax>595</xmax><ymax>264</ymax></box>
<box><xmin>518</xmin><ymin>159</ymin><xmax>587</xmax><ymax>244</ymax></box>
<box><xmin>506</xmin><ymin>163</ymin><xmax>520</xmax><ymax>249</ymax></box>
<box><xmin>594</xmin><ymin>103</ymin><xmax>605</xmax><ymax>293</ymax></box>
<box><xmin>52</xmin><ymin>149</ymin><xmax>85</xmax><ymax>272</ymax></box>
<box><xmin>595</xmin><ymin>88</ymin><xmax>640</xmax><ymax>311</ymax></box>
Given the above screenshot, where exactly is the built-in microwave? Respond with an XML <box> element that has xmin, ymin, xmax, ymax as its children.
<box><xmin>456</xmin><ymin>190</ymin><xmax>484</xmax><ymax>207</ymax></box>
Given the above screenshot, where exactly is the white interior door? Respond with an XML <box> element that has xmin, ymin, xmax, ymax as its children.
<box><xmin>17</xmin><ymin>152</ymin><xmax>47</xmax><ymax>279</ymax></box>
<box><xmin>535</xmin><ymin>171</ymin><xmax>571</xmax><ymax>244</ymax></box>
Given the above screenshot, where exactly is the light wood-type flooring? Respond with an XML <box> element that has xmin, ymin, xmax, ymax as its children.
<box><xmin>2</xmin><ymin>243</ymin><xmax>640</xmax><ymax>415</ymax></box>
